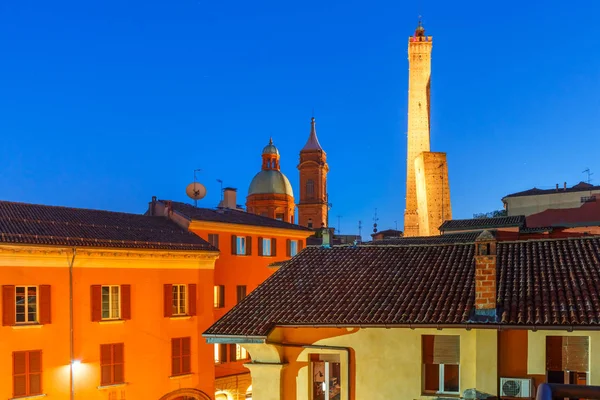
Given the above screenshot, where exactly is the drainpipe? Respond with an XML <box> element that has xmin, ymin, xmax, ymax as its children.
<box><xmin>68</xmin><ymin>248</ymin><xmax>77</xmax><ymax>400</ymax></box>
<box><xmin>265</xmin><ymin>339</ymin><xmax>352</xmax><ymax>399</ymax></box>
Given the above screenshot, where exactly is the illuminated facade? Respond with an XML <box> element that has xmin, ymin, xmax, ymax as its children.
<box><xmin>149</xmin><ymin>198</ymin><xmax>313</xmax><ymax>400</ymax></box>
<box><xmin>404</xmin><ymin>22</ymin><xmax>452</xmax><ymax>236</ymax></box>
<box><xmin>0</xmin><ymin>200</ymin><xmax>218</xmax><ymax>400</ymax></box>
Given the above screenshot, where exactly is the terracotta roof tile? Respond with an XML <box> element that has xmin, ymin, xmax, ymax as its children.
<box><xmin>164</xmin><ymin>201</ymin><xmax>312</xmax><ymax>232</ymax></box>
<box><xmin>439</xmin><ymin>216</ymin><xmax>525</xmax><ymax>232</ymax></box>
<box><xmin>204</xmin><ymin>236</ymin><xmax>600</xmax><ymax>338</ymax></box>
<box><xmin>504</xmin><ymin>182</ymin><xmax>600</xmax><ymax>198</ymax></box>
<box><xmin>0</xmin><ymin>200</ymin><xmax>215</xmax><ymax>251</ymax></box>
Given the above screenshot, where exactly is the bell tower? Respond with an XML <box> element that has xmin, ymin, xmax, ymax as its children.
<box><xmin>404</xmin><ymin>21</ymin><xmax>433</xmax><ymax>237</ymax></box>
<box><xmin>297</xmin><ymin>117</ymin><xmax>329</xmax><ymax>229</ymax></box>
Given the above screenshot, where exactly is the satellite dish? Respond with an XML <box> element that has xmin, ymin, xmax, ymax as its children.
<box><xmin>186</xmin><ymin>182</ymin><xmax>207</xmax><ymax>201</ymax></box>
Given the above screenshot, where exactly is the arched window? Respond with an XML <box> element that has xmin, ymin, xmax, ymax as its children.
<box><xmin>306</xmin><ymin>179</ymin><xmax>315</xmax><ymax>197</ymax></box>
<box><xmin>266</xmin><ymin>161</ymin><xmax>270</xmax><ymax>168</ymax></box>
<box><xmin>307</xmin><ymin>218</ymin><xmax>313</xmax><ymax>229</ymax></box>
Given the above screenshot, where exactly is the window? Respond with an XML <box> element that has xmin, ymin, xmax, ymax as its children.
<box><xmin>287</xmin><ymin>239</ymin><xmax>302</xmax><ymax>257</ymax></box>
<box><xmin>208</xmin><ymin>233</ymin><xmax>219</xmax><ymax>249</ymax></box>
<box><xmin>100</xmin><ymin>343</ymin><xmax>124</xmax><ymax>386</ymax></box>
<box><xmin>306</xmin><ymin>179</ymin><xmax>315</xmax><ymax>197</ymax></box>
<box><xmin>259</xmin><ymin>237</ymin><xmax>275</xmax><ymax>256</ymax></box>
<box><xmin>311</xmin><ymin>354</ymin><xmax>341</xmax><ymax>400</ymax></box>
<box><xmin>308</xmin><ymin>218</ymin><xmax>313</xmax><ymax>229</ymax></box>
<box><xmin>214</xmin><ymin>343</ymin><xmax>228</xmax><ymax>364</ymax></box>
<box><xmin>236</xmin><ymin>344</ymin><xmax>249</xmax><ymax>361</ymax></box>
<box><xmin>236</xmin><ymin>286</ymin><xmax>247</xmax><ymax>304</ymax></box>
<box><xmin>16</xmin><ymin>286</ymin><xmax>37</xmax><ymax>324</ymax></box>
<box><xmin>581</xmin><ymin>195</ymin><xmax>596</xmax><ymax>203</ymax></box>
<box><xmin>172</xmin><ymin>285</ymin><xmax>186</xmax><ymax>315</ymax></box>
<box><xmin>171</xmin><ymin>337</ymin><xmax>191</xmax><ymax>376</ymax></box>
<box><xmin>214</xmin><ymin>285</ymin><xmax>225</xmax><ymax>308</ymax></box>
<box><xmin>91</xmin><ymin>285</ymin><xmax>130</xmax><ymax>322</ymax></box>
<box><xmin>102</xmin><ymin>285</ymin><xmax>120</xmax><ymax>320</ymax></box>
<box><xmin>13</xmin><ymin>350</ymin><xmax>42</xmax><ymax>398</ymax></box>
<box><xmin>164</xmin><ymin>284</ymin><xmax>196</xmax><ymax>317</ymax></box>
<box><xmin>232</xmin><ymin>235</ymin><xmax>252</xmax><ymax>256</ymax></box>
<box><xmin>546</xmin><ymin>336</ymin><xmax>589</xmax><ymax>385</ymax></box>
<box><xmin>422</xmin><ymin>335</ymin><xmax>460</xmax><ymax>395</ymax></box>
<box><xmin>3</xmin><ymin>285</ymin><xmax>51</xmax><ymax>326</ymax></box>
<box><xmin>276</xmin><ymin>213</ymin><xmax>284</xmax><ymax>221</ymax></box>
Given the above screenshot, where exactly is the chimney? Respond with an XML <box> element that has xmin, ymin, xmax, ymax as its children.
<box><xmin>223</xmin><ymin>188</ymin><xmax>237</xmax><ymax>209</ymax></box>
<box><xmin>564</xmin><ymin>182</ymin><xmax>567</xmax><ymax>190</ymax></box>
<box><xmin>321</xmin><ymin>226</ymin><xmax>331</xmax><ymax>248</ymax></box>
<box><xmin>474</xmin><ymin>230</ymin><xmax>497</xmax><ymax>318</ymax></box>
<box><xmin>151</xmin><ymin>196</ymin><xmax>157</xmax><ymax>216</ymax></box>
<box><xmin>556</xmin><ymin>184</ymin><xmax>559</xmax><ymax>191</ymax></box>
<box><xmin>164</xmin><ymin>200</ymin><xmax>173</xmax><ymax>217</ymax></box>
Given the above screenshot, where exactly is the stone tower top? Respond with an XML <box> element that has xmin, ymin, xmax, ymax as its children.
<box><xmin>301</xmin><ymin>117</ymin><xmax>324</xmax><ymax>152</ymax></box>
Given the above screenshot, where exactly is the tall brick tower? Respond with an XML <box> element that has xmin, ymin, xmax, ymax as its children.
<box><xmin>404</xmin><ymin>21</ymin><xmax>452</xmax><ymax>237</ymax></box>
<box><xmin>404</xmin><ymin>21</ymin><xmax>433</xmax><ymax>237</ymax></box>
<box><xmin>297</xmin><ymin>117</ymin><xmax>329</xmax><ymax>229</ymax></box>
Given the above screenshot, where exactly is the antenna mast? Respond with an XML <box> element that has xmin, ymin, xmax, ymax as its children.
<box><xmin>583</xmin><ymin>168</ymin><xmax>594</xmax><ymax>184</ymax></box>
<box><xmin>372</xmin><ymin>208</ymin><xmax>379</xmax><ymax>234</ymax></box>
<box><xmin>193</xmin><ymin>169</ymin><xmax>201</xmax><ymax>207</ymax></box>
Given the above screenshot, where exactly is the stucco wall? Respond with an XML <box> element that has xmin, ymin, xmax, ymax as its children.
<box><xmin>505</xmin><ymin>189</ymin><xmax>600</xmax><ymax>216</ymax></box>
<box><xmin>246</xmin><ymin>327</ymin><xmax>497</xmax><ymax>400</ymax></box>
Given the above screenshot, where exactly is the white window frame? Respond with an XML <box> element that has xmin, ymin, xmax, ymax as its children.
<box><xmin>15</xmin><ymin>285</ymin><xmax>38</xmax><ymax>324</ymax></box>
<box><xmin>236</xmin><ymin>344</ymin><xmax>248</xmax><ymax>360</ymax></box>
<box><xmin>236</xmin><ymin>236</ymin><xmax>246</xmax><ymax>255</ymax></box>
<box><xmin>262</xmin><ymin>238</ymin><xmax>272</xmax><ymax>256</ymax></box>
<box><xmin>436</xmin><ymin>364</ymin><xmax>460</xmax><ymax>395</ymax></box>
<box><xmin>101</xmin><ymin>285</ymin><xmax>121</xmax><ymax>320</ymax></box>
<box><xmin>290</xmin><ymin>240</ymin><xmax>298</xmax><ymax>256</ymax></box>
<box><xmin>172</xmin><ymin>284</ymin><xmax>187</xmax><ymax>315</ymax></box>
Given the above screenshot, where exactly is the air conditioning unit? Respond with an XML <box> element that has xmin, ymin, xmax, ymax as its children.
<box><xmin>500</xmin><ymin>377</ymin><xmax>532</xmax><ymax>398</ymax></box>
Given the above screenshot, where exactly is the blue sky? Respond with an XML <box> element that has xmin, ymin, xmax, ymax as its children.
<box><xmin>1</xmin><ymin>0</ymin><xmax>599</xmax><ymax>238</ymax></box>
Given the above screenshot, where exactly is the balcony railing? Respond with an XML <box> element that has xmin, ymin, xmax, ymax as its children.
<box><xmin>536</xmin><ymin>383</ymin><xmax>600</xmax><ymax>399</ymax></box>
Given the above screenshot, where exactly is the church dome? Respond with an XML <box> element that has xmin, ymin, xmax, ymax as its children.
<box><xmin>262</xmin><ymin>138</ymin><xmax>279</xmax><ymax>155</ymax></box>
<box><xmin>248</xmin><ymin>170</ymin><xmax>294</xmax><ymax>197</ymax></box>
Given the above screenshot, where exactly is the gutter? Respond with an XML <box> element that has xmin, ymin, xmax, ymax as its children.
<box><xmin>68</xmin><ymin>248</ymin><xmax>77</xmax><ymax>400</ymax></box>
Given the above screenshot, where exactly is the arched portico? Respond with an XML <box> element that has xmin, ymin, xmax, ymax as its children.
<box><xmin>159</xmin><ymin>388</ymin><xmax>212</xmax><ymax>400</ymax></box>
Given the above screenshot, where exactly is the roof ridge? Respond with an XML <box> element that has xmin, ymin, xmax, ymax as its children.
<box><xmin>0</xmin><ymin>199</ymin><xmax>147</xmax><ymax>218</ymax></box>
<box><xmin>499</xmin><ymin>234</ymin><xmax>600</xmax><ymax>245</ymax></box>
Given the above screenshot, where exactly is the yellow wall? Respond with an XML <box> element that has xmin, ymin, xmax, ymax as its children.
<box><xmin>244</xmin><ymin>327</ymin><xmax>498</xmax><ymax>400</ymax></box>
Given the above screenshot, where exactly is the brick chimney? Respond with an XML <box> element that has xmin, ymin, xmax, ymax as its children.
<box><xmin>474</xmin><ymin>230</ymin><xmax>497</xmax><ymax>317</ymax></box>
<box><xmin>222</xmin><ymin>188</ymin><xmax>237</xmax><ymax>209</ymax></box>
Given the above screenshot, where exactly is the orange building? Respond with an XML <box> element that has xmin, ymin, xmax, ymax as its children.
<box><xmin>246</xmin><ymin>139</ymin><xmax>295</xmax><ymax>224</ymax></box>
<box><xmin>297</xmin><ymin>117</ymin><xmax>329</xmax><ymax>229</ymax></box>
<box><xmin>0</xmin><ymin>200</ymin><xmax>219</xmax><ymax>400</ymax></box>
<box><xmin>148</xmin><ymin>195</ymin><xmax>313</xmax><ymax>400</ymax></box>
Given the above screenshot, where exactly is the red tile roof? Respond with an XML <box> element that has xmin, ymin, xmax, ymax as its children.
<box><xmin>162</xmin><ymin>201</ymin><xmax>313</xmax><ymax>232</ymax></box>
<box><xmin>503</xmin><ymin>182</ymin><xmax>600</xmax><ymax>198</ymax></box>
<box><xmin>0</xmin><ymin>200</ymin><xmax>215</xmax><ymax>251</ymax></box>
<box><xmin>204</xmin><ymin>236</ymin><xmax>600</xmax><ymax>338</ymax></box>
<box><xmin>439</xmin><ymin>216</ymin><xmax>525</xmax><ymax>232</ymax></box>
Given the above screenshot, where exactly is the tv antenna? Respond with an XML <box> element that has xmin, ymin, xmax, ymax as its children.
<box><xmin>336</xmin><ymin>215</ymin><xmax>342</xmax><ymax>234</ymax></box>
<box><xmin>358</xmin><ymin>220</ymin><xmax>362</xmax><ymax>238</ymax></box>
<box><xmin>186</xmin><ymin>169</ymin><xmax>207</xmax><ymax>208</ymax></box>
<box><xmin>583</xmin><ymin>168</ymin><xmax>594</xmax><ymax>184</ymax></box>
<box><xmin>372</xmin><ymin>208</ymin><xmax>379</xmax><ymax>234</ymax></box>
<box><xmin>216</xmin><ymin>179</ymin><xmax>224</xmax><ymax>200</ymax></box>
